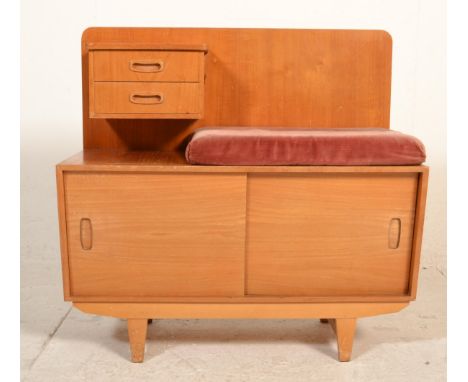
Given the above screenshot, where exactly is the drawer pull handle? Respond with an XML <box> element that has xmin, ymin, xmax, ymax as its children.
<box><xmin>388</xmin><ymin>218</ymin><xmax>401</xmax><ymax>249</ymax></box>
<box><xmin>129</xmin><ymin>93</ymin><xmax>164</xmax><ymax>105</ymax></box>
<box><xmin>80</xmin><ymin>218</ymin><xmax>93</xmax><ymax>251</ymax></box>
<box><xmin>129</xmin><ymin>60</ymin><xmax>164</xmax><ymax>73</ymax></box>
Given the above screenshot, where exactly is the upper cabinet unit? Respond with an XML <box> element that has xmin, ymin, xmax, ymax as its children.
<box><xmin>87</xmin><ymin>43</ymin><xmax>207</xmax><ymax>119</ymax></box>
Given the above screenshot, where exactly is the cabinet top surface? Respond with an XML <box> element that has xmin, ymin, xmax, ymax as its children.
<box><xmin>57</xmin><ymin>150</ymin><xmax>427</xmax><ymax>174</ymax></box>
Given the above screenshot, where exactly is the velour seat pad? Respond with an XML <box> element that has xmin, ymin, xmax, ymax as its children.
<box><xmin>185</xmin><ymin>128</ymin><xmax>426</xmax><ymax>166</ymax></box>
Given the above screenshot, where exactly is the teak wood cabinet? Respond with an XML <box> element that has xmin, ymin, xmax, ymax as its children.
<box><xmin>56</xmin><ymin>28</ymin><xmax>428</xmax><ymax>363</ymax></box>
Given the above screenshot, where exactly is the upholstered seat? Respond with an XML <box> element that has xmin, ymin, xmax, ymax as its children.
<box><xmin>185</xmin><ymin>128</ymin><xmax>426</xmax><ymax>166</ymax></box>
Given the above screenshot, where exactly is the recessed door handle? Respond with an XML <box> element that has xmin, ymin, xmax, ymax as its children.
<box><xmin>80</xmin><ymin>218</ymin><xmax>93</xmax><ymax>251</ymax></box>
<box><xmin>388</xmin><ymin>218</ymin><xmax>401</xmax><ymax>249</ymax></box>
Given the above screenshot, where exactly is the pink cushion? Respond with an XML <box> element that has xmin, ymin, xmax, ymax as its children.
<box><xmin>185</xmin><ymin>128</ymin><xmax>426</xmax><ymax>166</ymax></box>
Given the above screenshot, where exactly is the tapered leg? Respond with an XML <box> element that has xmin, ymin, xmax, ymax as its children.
<box><xmin>330</xmin><ymin>318</ymin><xmax>357</xmax><ymax>362</ymax></box>
<box><xmin>128</xmin><ymin>318</ymin><xmax>148</xmax><ymax>363</ymax></box>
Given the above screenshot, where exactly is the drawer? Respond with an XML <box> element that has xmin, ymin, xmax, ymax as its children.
<box><xmin>92</xmin><ymin>82</ymin><xmax>202</xmax><ymax>117</ymax></box>
<box><xmin>91</xmin><ymin>50</ymin><xmax>203</xmax><ymax>82</ymax></box>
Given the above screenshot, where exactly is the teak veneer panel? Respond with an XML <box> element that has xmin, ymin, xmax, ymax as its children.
<box><xmin>64</xmin><ymin>172</ymin><xmax>247</xmax><ymax>298</ymax></box>
<box><xmin>246</xmin><ymin>173</ymin><xmax>419</xmax><ymax>296</ymax></box>
<box><xmin>82</xmin><ymin>28</ymin><xmax>392</xmax><ymax>150</ymax></box>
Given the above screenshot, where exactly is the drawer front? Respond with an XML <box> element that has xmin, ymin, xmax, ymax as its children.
<box><xmin>64</xmin><ymin>172</ymin><xmax>246</xmax><ymax>298</ymax></box>
<box><xmin>246</xmin><ymin>173</ymin><xmax>419</xmax><ymax>297</ymax></box>
<box><xmin>92</xmin><ymin>82</ymin><xmax>202</xmax><ymax>115</ymax></box>
<box><xmin>92</xmin><ymin>50</ymin><xmax>202</xmax><ymax>82</ymax></box>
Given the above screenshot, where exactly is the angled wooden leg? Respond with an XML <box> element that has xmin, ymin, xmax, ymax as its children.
<box><xmin>330</xmin><ymin>318</ymin><xmax>357</xmax><ymax>362</ymax></box>
<box><xmin>127</xmin><ymin>318</ymin><xmax>148</xmax><ymax>363</ymax></box>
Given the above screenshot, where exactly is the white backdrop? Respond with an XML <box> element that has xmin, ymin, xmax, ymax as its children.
<box><xmin>21</xmin><ymin>0</ymin><xmax>446</xmax><ymax>278</ymax></box>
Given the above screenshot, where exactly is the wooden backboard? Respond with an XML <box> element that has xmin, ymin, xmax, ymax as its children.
<box><xmin>82</xmin><ymin>28</ymin><xmax>392</xmax><ymax>150</ymax></box>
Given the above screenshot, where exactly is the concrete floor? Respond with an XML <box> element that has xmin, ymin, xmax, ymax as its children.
<box><xmin>21</xmin><ymin>261</ymin><xmax>446</xmax><ymax>381</ymax></box>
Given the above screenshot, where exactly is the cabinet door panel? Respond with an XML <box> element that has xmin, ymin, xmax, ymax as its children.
<box><xmin>65</xmin><ymin>172</ymin><xmax>246</xmax><ymax>298</ymax></box>
<box><xmin>246</xmin><ymin>173</ymin><xmax>418</xmax><ymax>297</ymax></box>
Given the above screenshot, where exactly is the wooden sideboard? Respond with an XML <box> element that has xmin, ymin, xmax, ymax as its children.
<box><xmin>56</xmin><ymin>28</ymin><xmax>428</xmax><ymax>363</ymax></box>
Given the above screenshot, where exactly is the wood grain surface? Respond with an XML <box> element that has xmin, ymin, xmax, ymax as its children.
<box><xmin>246</xmin><ymin>173</ymin><xmax>419</xmax><ymax>296</ymax></box>
<box><xmin>82</xmin><ymin>28</ymin><xmax>392</xmax><ymax>150</ymax></box>
<box><xmin>64</xmin><ymin>172</ymin><xmax>247</xmax><ymax>297</ymax></box>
